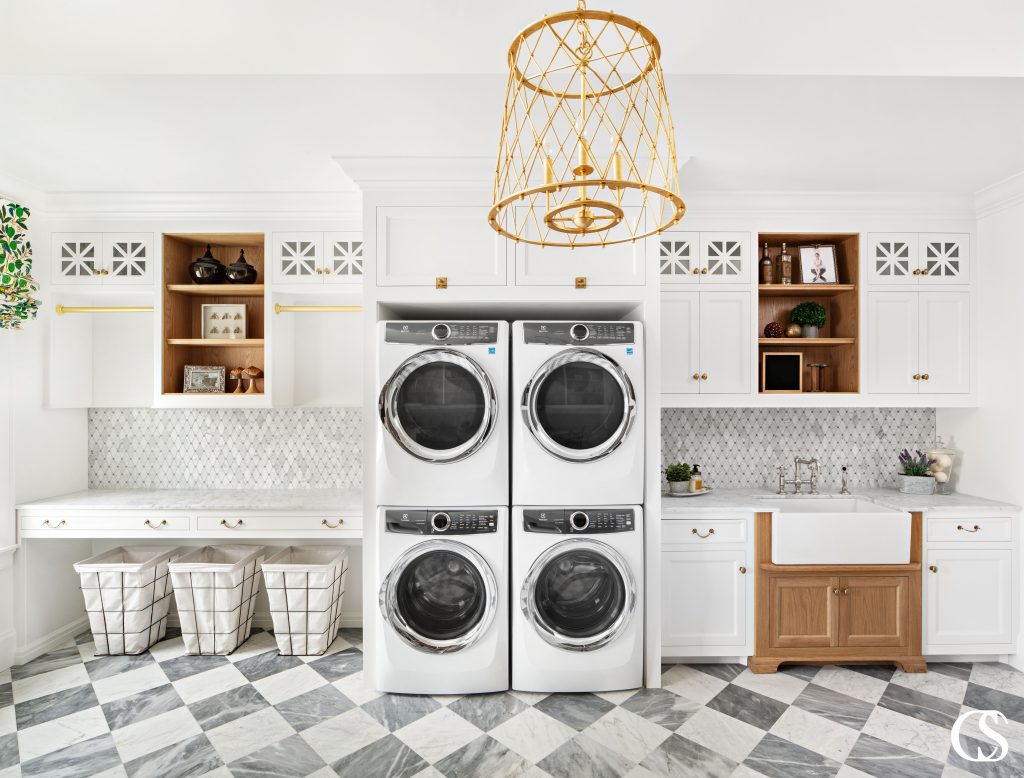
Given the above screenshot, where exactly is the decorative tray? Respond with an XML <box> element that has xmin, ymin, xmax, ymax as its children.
<box><xmin>662</xmin><ymin>488</ymin><xmax>713</xmax><ymax>498</ymax></box>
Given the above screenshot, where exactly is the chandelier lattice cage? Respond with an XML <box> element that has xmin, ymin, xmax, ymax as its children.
<box><xmin>490</xmin><ymin>1</ymin><xmax>684</xmax><ymax>248</ymax></box>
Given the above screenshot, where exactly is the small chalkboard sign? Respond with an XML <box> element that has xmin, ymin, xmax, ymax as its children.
<box><xmin>762</xmin><ymin>352</ymin><xmax>803</xmax><ymax>393</ymax></box>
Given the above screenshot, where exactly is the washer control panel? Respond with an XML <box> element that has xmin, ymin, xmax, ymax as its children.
<box><xmin>522</xmin><ymin>322</ymin><xmax>636</xmax><ymax>346</ymax></box>
<box><xmin>523</xmin><ymin>508</ymin><xmax>635</xmax><ymax>534</ymax></box>
<box><xmin>385</xmin><ymin>509</ymin><xmax>499</xmax><ymax>535</ymax></box>
<box><xmin>385</xmin><ymin>321</ymin><xmax>499</xmax><ymax>345</ymax></box>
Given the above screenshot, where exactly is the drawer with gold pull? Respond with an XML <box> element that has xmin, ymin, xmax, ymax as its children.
<box><xmin>928</xmin><ymin>517</ymin><xmax>1012</xmax><ymax>543</ymax></box>
<box><xmin>662</xmin><ymin>518</ymin><xmax>747</xmax><ymax>546</ymax></box>
<box><xmin>197</xmin><ymin>515</ymin><xmax>362</xmax><ymax>533</ymax></box>
<box><xmin>20</xmin><ymin>515</ymin><xmax>190</xmax><ymax>533</ymax></box>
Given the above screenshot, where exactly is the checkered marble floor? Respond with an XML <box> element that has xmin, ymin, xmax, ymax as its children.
<box><xmin>2</xmin><ymin>629</ymin><xmax>1024</xmax><ymax>778</ymax></box>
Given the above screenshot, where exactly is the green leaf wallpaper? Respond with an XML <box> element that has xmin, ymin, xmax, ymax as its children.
<box><xmin>0</xmin><ymin>200</ymin><xmax>40</xmax><ymax>329</ymax></box>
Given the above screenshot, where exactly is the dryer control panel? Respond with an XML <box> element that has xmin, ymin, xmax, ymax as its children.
<box><xmin>385</xmin><ymin>509</ymin><xmax>499</xmax><ymax>535</ymax></box>
<box><xmin>523</xmin><ymin>508</ymin><xmax>635</xmax><ymax>534</ymax></box>
<box><xmin>522</xmin><ymin>322</ymin><xmax>636</xmax><ymax>346</ymax></box>
<box><xmin>385</xmin><ymin>322</ymin><xmax>499</xmax><ymax>345</ymax></box>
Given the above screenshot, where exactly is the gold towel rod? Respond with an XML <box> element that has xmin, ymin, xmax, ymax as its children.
<box><xmin>274</xmin><ymin>304</ymin><xmax>363</xmax><ymax>314</ymax></box>
<box><xmin>56</xmin><ymin>305</ymin><xmax>154</xmax><ymax>316</ymax></box>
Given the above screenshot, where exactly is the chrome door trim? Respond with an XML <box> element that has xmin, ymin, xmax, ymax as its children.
<box><xmin>521</xmin><ymin>348</ymin><xmax>636</xmax><ymax>462</ymax></box>
<box><xmin>379</xmin><ymin>539</ymin><xmax>497</xmax><ymax>654</ymax></box>
<box><xmin>379</xmin><ymin>348</ymin><xmax>497</xmax><ymax>463</ymax></box>
<box><xmin>520</xmin><ymin>538</ymin><xmax>637</xmax><ymax>652</ymax></box>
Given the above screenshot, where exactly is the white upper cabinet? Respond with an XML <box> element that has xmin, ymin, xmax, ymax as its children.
<box><xmin>53</xmin><ymin>233</ymin><xmax>153</xmax><ymax>286</ymax></box>
<box><xmin>52</xmin><ymin>233</ymin><xmax>102</xmax><ymax>282</ymax></box>
<box><xmin>662</xmin><ymin>289</ymin><xmax>751</xmax><ymax>396</ymax></box>
<box><xmin>867</xmin><ymin>291</ymin><xmax>919</xmax><ymax>394</ymax></box>
<box><xmin>103</xmin><ymin>234</ymin><xmax>154</xmax><ymax>285</ymax></box>
<box><xmin>323</xmin><ymin>232</ymin><xmax>364</xmax><ymax>286</ymax></box>
<box><xmin>273</xmin><ymin>233</ymin><xmax>322</xmax><ymax>284</ymax></box>
<box><xmin>514</xmin><ymin>240</ymin><xmax>645</xmax><ymax>287</ymax></box>
<box><xmin>919</xmin><ymin>291</ymin><xmax>971</xmax><ymax>393</ymax></box>
<box><xmin>377</xmin><ymin>206</ymin><xmax>506</xmax><ymax>287</ymax></box>
<box><xmin>661</xmin><ymin>291</ymin><xmax>700</xmax><ymax>394</ymax></box>
<box><xmin>657</xmin><ymin>233</ymin><xmax>699</xmax><ymax>284</ymax></box>
<box><xmin>868</xmin><ymin>233</ymin><xmax>970</xmax><ymax>286</ymax></box>
<box><xmin>657</xmin><ymin>232</ymin><xmax>751</xmax><ymax>285</ymax></box>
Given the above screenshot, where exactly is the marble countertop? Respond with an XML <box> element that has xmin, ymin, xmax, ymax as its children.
<box><xmin>17</xmin><ymin>488</ymin><xmax>364</xmax><ymax>513</ymax></box>
<box><xmin>661</xmin><ymin>487</ymin><xmax>1020</xmax><ymax>514</ymax></box>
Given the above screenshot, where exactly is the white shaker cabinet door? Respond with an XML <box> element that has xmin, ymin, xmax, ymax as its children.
<box><xmin>661</xmin><ymin>550</ymin><xmax>747</xmax><ymax>648</ymax></box>
<box><xmin>918</xmin><ymin>291</ymin><xmax>970</xmax><ymax>394</ymax></box>
<box><xmin>700</xmin><ymin>232</ymin><xmax>751</xmax><ymax>285</ymax></box>
<box><xmin>698</xmin><ymin>290</ymin><xmax>752</xmax><ymax>394</ymax></box>
<box><xmin>273</xmin><ymin>233</ymin><xmax>323</xmax><ymax>285</ymax></box>
<box><xmin>656</xmin><ymin>233</ymin><xmax>699</xmax><ymax>285</ymax></box>
<box><xmin>926</xmin><ymin>549</ymin><xmax>1012</xmax><ymax>648</ymax></box>
<box><xmin>868</xmin><ymin>233</ymin><xmax>917</xmax><ymax>285</ymax></box>
<box><xmin>103</xmin><ymin>234</ymin><xmax>154</xmax><ymax>285</ymax></box>
<box><xmin>52</xmin><ymin>233</ymin><xmax>103</xmax><ymax>283</ymax></box>
<box><xmin>866</xmin><ymin>291</ymin><xmax>920</xmax><ymax>394</ymax></box>
<box><xmin>660</xmin><ymin>291</ymin><xmax>700</xmax><ymax>395</ymax></box>
<box><xmin>920</xmin><ymin>233</ymin><xmax>970</xmax><ymax>285</ymax></box>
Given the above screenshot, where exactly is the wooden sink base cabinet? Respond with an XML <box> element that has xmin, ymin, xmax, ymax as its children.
<box><xmin>748</xmin><ymin>512</ymin><xmax>926</xmax><ymax>674</ymax></box>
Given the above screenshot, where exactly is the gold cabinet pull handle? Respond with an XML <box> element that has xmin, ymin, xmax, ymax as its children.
<box><xmin>701</xmin><ymin>372</ymin><xmax>708</xmax><ymax>381</ymax></box>
<box><xmin>220</xmin><ymin>519</ymin><xmax>244</xmax><ymax>529</ymax></box>
<box><xmin>738</xmin><ymin>566</ymin><xmax>747</xmax><ymax>574</ymax></box>
<box><xmin>929</xmin><ymin>565</ymin><xmax>938</xmax><ymax>573</ymax></box>
<box><xmin>691</xmin><ymin>527</ymin><xmax>715</xmax><ymax>539</ymax></box>
<box><xmin>144</xmin><ymin>519</ymin><xmax>167</xmax><ymax>529</ymax></box>
<box><xmin>321</xmin><ymin>519</ymin><xmax>344</xmax><ymax>529</ymax></box>
<box><xmin>42</xmin><ymin>519</ymin><xmax>66</xmax><ymax>529</ymax></box>
<box><xmin>956</xmin><ymin>524</ymin><xmax>980</xmax><ymax>533</ymax></box>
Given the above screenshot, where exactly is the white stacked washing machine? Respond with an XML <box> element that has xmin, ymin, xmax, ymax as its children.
<box><xmin>510</xmin><ymin>321</ymin><xmax>646</xmax><ymax>692</ymax></box>
<box><xmin>375</xmin><ymin>321</ymin><xmax>510</xmax><ymax>694</ymax></box>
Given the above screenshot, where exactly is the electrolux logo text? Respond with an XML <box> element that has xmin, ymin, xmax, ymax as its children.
<box><xmin>950</xmin><ymin>710</ymin><xmax>1009</xmax><ymax>762</ymax></box>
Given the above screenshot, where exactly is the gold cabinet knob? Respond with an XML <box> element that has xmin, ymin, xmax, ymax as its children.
<box><xmin>842</xmin><ymin>588</ymin><xmax>850</xmax><ymax>595</ymax></box>
<box><xmin>314</xmin><ymin>267</ymin><xmax>323</xmax><ymax>275</ymax></box>
<box><xmin>929</xmin><ymin>565</ymin><xmax>938</xmax><ymax>573</ymax></box>
<box><xmin>833</xmin><ymin>587</ymin><xmax>841</xmax><ymax>595</ymax></box>
<box><xmin>913</xmin><ymin>374</ymin><xmax>921</xmax><ymax>380</ymax></box>
<box><xmin>99</xmin><ymin>268</ymin><xmax>110</xmax><ymax>276</ymax></box>
<box><xmin>922</xmin><ymin>373</ymin><xmax>929</xmax><ymax>380</ymax></box>
<box><xmin>220</xmin><ymin>519</ymin><xmax>244</xmax><ymax>529</ymax></box>
<box><xmin>322</xmin><ymin>267</ymin><xmax>331</xmax><ymax>275</ymax></box>
<box><xmin>321</xmin><ymin>519</ymin><xmax>344</xmax><ymax>529</ymax></box>
<box><xmin>692</xmin><ymin>267</ymin><xmax>700</xmax><ymax>275</ymax></box>
<box><xmin>701</xmin><ymin>267</ymin><xmax>709</xmax><ymax>275</ymax></box>
<box><xmin>144</xmin><ymin>519</ymin><xmax>167</xmax><ymax>529</ymax></box>
<box><xmin>692</xmin><ymin>372</ymin><xmax>700</xmax><ymax>380</ymax></box>
<box><xmin>738</xmin><ymin>566</ymin><xmax>747</xmax><ymax>574</ymax></box>
<box><xmin>701</xmin><ymin>373</ymin><xmax>708</xmax><ymax>381</ymax></box>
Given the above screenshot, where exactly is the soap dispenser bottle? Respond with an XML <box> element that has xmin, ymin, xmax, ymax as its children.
<box><xmin>690</xmin><ymin>464</ymin><xmax>703</xmax><ymax>493</ymax></box>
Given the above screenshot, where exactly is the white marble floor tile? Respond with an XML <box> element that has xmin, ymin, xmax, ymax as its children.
<box><xmin>583</xmin><ymin>707</ymin><xmax>672</xmax><ymax>763</ymax></box>
<box><xmin>595</xmin><ymin>688</ymin><xmax>642</xmax><ymax>705</ymax></box>
<box><xmin>195</xmin><ymin>768</ymin><xmax>233</xmax><ymax>778</ymax></box>
<box><xmin>92</xmin><ymin>664</ymin><xmax>169</xmax><ymax>704</ymax></box>
<box><xmin>205</xmin><ymin>706</ymin><xmax>295</xmax><ymax>764</ymax></box>
<box><xmin>941</xmin><ymin>764</ymin><xmax>980</xmax><ymax>778</ymax></box>
<box><xmin>299</xmin><ymin>637</ymin><xmax>353</xmax><ymax>663</ymax></box>
<box><xmin>769</xmin><ymin>705</ymin><xmax>859</xmax><ymax>762</ymax></box>
<box><xmin>861</xmin><ymin>705</ymin><xmax>951</xmax><ymax>763</ymax></box>
<box><xmin>970</xmin><ymin>663</ymin><xmax>1024</xmax><ymax>697</ymax></box>
<box><xmin>732</xmin><ymin>668</ymin><xmax>809</xmax><ymax>705</ymax></box>
<box><xmin>224</xmin><ymin>632</ymin><xmax>279</xmax><ymax>663</ymax></box>
<box><xmin>171</xmin><ymin>663</ymin><xmax>248</xmax><ymax>705</ymax></box>
<box><xmin>396</xmin><ymin>707</ymin><xmax>483</xmax><ymax>764</ymax></box>
<box><xmin>890</xmin><ymin>670</ymin><xmax>968</xmax><ymax>704</ymax></box>
<box><xmin>0</xmin><ymin>707</ymin><xmax>14</xmax><ymax>737</ymax></box>
<box><xmin>111</xmin><ymin>706</ymin><xmax>201</xmax><ymax>763</ymax></box>
<box><xmin>331</xmin><ymin>671</ymin><xmax>382</xmax><ymax>706</ymax></box>
<box><xmin>836</xmin><ymin>765</ymin><xmax>876</xmax><ymax>778</ymax></box>
<box><xmin>146</xmin><ymin>637</ymin><xmax>187</xmax><ymax>663</ymax></box>
<box><xmin>490</xmin><ymin>707</ymin><xmax>577</xmax><ymax>763</ymax></box>
<box><xmin>89</xmin><ymin>766</ymin><xmax>128</xmax><ymax>778</ymax></box>
<box><xmin>509</xmin><ymin>690</ymin><xmax>550</xmax><ymax>706</ymax></box>
<box><xmin>11</xmin><ymin>664</ymin><xmax>90</xmax><ymax>703</ymax></box>
<box><xmin>732</xmin><ymin>765</ymin><xmax>772</xmax><ymax>778</ymax></box>
<box><xmin>251</xmin><ymin>664</ymin><xmax>326</xmax><ymax>706</ymax></box>
<box><xmin>956</xmin><ymin>704</ymin><xmax>1024</xmax><ymax>754</ymax></box>
<box><xmin>0</xmin><ymin>766</ymin><xmax>19</xmax><ymax>778</ymax></box>
<box><xmin>812</xmin><ymin>666</ymin><xmax>888</xmax><ymax>705</ymax></box>
<box><xmin>17</xmin><ymin>706</ymin><xmax>110</xmax><ymax>762</ymax></box>
<box><xmin>623</xmin><ymin>766</ymin><xmax>660</xmax><ymax>778</ymax></box>
<box><xmin>77</xmin><ymin>642</ymin><xmax>97</xmax><ymax>664</ymax></box>
<box><xmin>676</xmin><ymin>706</ymin><xmax>766</xmax><ymax>763</ymax></box>
<box><xmin>300</xmin><ymin>707</ymin><xmax>389</xmax><ymax>764</ymax></box>
<box><xmin>662</xmin><ymin>666</ymin><xmax>729</xmax><ymax>705</ymax></box>
<box><xmin>410</xmin><ymin>767</ymin><xmax>446</xmax><ymax>778</ymax></box>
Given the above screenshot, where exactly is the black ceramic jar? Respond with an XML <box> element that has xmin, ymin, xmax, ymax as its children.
<box><xmin>225</xmin><ymin>249</ymin><xmax>258</xmax><ymax>284</ymax></box>
<box><xmin>188</xmin><ymin>244</ymin><xmax>226</xmax><ymax>284</ymax></box>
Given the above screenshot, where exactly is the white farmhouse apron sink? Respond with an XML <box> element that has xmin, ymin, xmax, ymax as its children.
<box><xmin>758</xmin><ymin>497</ymin><xmax>912</xmax><ymax>565</ymax></box>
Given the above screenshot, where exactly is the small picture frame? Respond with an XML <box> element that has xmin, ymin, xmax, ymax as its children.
<box><xmin>183</xmin><ymin>365</ymin><xmax>226</xmax><ymax>393</ymax></box>
<box><xmin>202</xmin><ymin>304</ymin><xmax>246</xmax><ymax>339</ymax></box>
<box><xmin>761</xmin><ymin>352</ymin><xmax>803</xmax><ymax>393</ymax></box>
<box><xmin>799</xmin><ymin>245</ymin><xmax>838</xmax><ymax>284</ymax></box>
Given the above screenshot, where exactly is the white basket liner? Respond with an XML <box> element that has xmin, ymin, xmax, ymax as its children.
<box><xmin>74</xmin><ymin>545</ymin><xmax>183</xmax><ymax>656</ymax></box>
<box><xmin>262</xmin><ymin>546</ymin><xmax>349</xmax><ymax>656</ymax></box>
<box><xmin>169</xmin><ymin>545</ymin><xmax>265</xmax><ymax>655</ymax></box>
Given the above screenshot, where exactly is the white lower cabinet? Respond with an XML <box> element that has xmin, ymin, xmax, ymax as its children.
<box><xmin>926</xmin><ymin>548</ymin><xmax>1013</xmax><ymax>649</ymax></box>
<box><xmin>662</xmin><ymin>549</ymin><xmax>748</xmax><ymax>649</ymax></box>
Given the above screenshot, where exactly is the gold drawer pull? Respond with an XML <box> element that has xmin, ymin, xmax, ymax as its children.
<box><xmin>691</xmin><ymin>527</ymin><xmax>715</xmax><ymax>539</ymax></box>
<box><xmin>220</xmin><ymin>519</ymin><xmax>244</xmax><ymax>529</ymax></box>
<box><xmin>144</xmin><ymin>519</ymin><xmax>167</xmax><ymax>529</ymax></box>
<box><xmin>321</xmin><ymin>519</ymin><xmax>344</xmax><ymax>529</ymax></box>
<box><xmin>42</xmin><ymin>519</ymin><xmax>66</xmax><ymax>529</ymax></box>
<box><xmin>929</xmin><ymin>565</ymin><xmax>938</xmax><ymax>573</ymax></box>
<box><xmin>738</xmin><ymin>566</ymin><xmax>747</xmax><ymax>574</ymax></box>
<box><xmin>956</xmin><ymin>524</ymin><xmax>980</xmax><ymax>533</ymax></box>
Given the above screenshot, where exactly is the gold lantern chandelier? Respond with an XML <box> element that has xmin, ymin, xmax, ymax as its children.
<box><xmin>490</xmin><ymin>0</ymin><xmax>684</xmax><ymax>248</ymax></box>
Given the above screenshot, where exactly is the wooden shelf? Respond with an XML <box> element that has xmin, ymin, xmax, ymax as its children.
<box><xmin>162</xmin><ymin>392</ymin><xmax>265</xmax><ymax>397</ymax></box>
<box><xmin>167</xmin><ymin>284</ymin><xmax>265</xmax><ymax>296</ymax></box>
<box><xmin>759</xmin><ymin>338</ymin><xmax>856</xmax><ymax>346</ymax></box>
<box><xmin>758</xmin><ymin>284</ymin><xmax>855</xmax><ymax>297</ymax></box>
<box><xmin>167</xmin><ymin>338</ymin><xmax>264</xmax><ymax>347</ymax></box>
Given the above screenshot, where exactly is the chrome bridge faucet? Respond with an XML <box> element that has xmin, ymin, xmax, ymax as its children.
<box><xmin>776</xmin><ymin>457</ymin><xmax>820</xmax><ymax>495</ymax></box>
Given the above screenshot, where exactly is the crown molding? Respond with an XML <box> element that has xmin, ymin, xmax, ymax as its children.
<box><xmin>681</xmin><ymin>190</ymin><xmax>976</xmax><ymax>218</ymax></box>
<box><xmin>335</xmin><ymin>156</ymin><xmax>495</xmax><ymax>191</ymax></box>
<box><xmin>43</xmin><ymin>191</ymin><xmax>361</xmax><ymax>219</ymax></box>
<box><xmin>975</xmin><ymin>170</ymin><xmax>1024</xmax><ymax>218</ymax></box>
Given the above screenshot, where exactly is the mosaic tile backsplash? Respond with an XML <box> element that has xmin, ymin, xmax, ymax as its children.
<box><xmin>89</xmin><ymin>408</ymin><xmax>362</xmax><ymax>489</ymax></box>
<box><xmin>661</xmin><ymin>408</ymin><xmax>936</xmax><ymax>490</ymax></box>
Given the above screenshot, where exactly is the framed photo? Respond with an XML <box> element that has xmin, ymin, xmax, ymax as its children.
<box><xmin>202</xmin><ymin>303</ymin><xmax>246</xmax><ymax>339</ymax></box>
<box><xmin>799</xmin><ymin>245</ymin><xmax>838</xmax><ymax>284</ymax></box>
<box><xmin>761</xmin><ymin>352</ymin><xmax>803</xmax><ymax>393</ymax></box>
<box><xmin>183</xmin><ymin>365</ymin><xmax>226</xmax><ymax>393</ymax></box>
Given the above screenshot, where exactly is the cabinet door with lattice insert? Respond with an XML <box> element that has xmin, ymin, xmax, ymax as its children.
<box><xmin>323</xmin><ymin>232</ymin><xmax>363</xmax><ymax>286</ymax></box>
<box><xmin>657</xmin><ymin>233</ymin><xmax>699</xmax><ymax>285</ymax></box>
<box><xmin>699</xmin><ymin>232</ymin><xmax>751</xmax><ymax>284</ymax></box>
<box><xmin>920</xmin><ymin>233</ymin><xmax>969</xmax><ymax>285</ymax></box>
<box><xmin>868</xmin><ymin>233</ymin><xmax>916</xmax><ymax>285</ymax></box>
<box><xmin>52</xmin><ymin>233</ymin><xmax>102</xmax><ymax>283</ymax></box>
<box><xmin>103</xmin><ymin>234</ymin><xmax>153</xmax><ymax>285</ymax></box>
<box><xmin>272</xmin><ymin>233</ymin><xmax>323</xmax><ymax>284</ymax></box>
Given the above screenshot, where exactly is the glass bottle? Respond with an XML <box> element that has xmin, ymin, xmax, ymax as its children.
<box><xmin>760</xmin><ymin>242</ymin><xmax>774</xmax><ymax>285</ymax></box>
<box><xmin>778</xmin><ymin>242</ymin><xmax>793</xmax><ymax>285</ymax></box>
<box><xmin>926</xmin><ymin>436</ymin><xmax>958</xmax><ymax>495</ymax></box>
<box><xmin>689</xmin><ymin>464</ymin><xmax>703</xmax><ymax>493</ymax></box>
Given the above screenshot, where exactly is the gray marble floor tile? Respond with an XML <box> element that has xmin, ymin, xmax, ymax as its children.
<box><xmin>964</xmin><ymin>684</ymin><xmax>1024</xmax><ymax>725</ymax></box>
<box><xmin>792</xmin><ymin>684</ymin><xmax>875</xmax><ymax>731</ymax></box>
<box><xmin>274</xmin><ymin>684</ymin><xmax>355</xmax><ymax>732</ymax></box>
<box><xmin>188</xmin><ymin>683</ymin><xmax>269</xmax><ymax>730</ymax></box>
<box><xmin>620</xmin><ymin>688</ymin><xmax>700</xmax><ymax>730</ymax></box>
<box><xmin>535</xmin><ymin>692</ymin><xmax>616</xmax><ymax>731</ymax></box>
<box><xmin>306</xmin><ymin>648</ymin><xmax>363</xmax><ymax>681</ymax></box>
<box><xmin>843</xmin><ymin>665</ymin><xmax>896</xmax><ymax>683</ymax></box>
<box><xmin>85</xmin><ymin>653</ymin><xmax>155</xmax><ymax>682</ymax></box>
<box><xmin>227</xmin><ymin>733</ymin><xmax>326</xmax><ymax>777</ymax></box>
<box><xmin>538</xmin><ymin>733</ymin><xmax>633</xmax><ymax>778</ymax></box>
<box><xmin>707</xmin><ymin>684</ymin><xmax>788</xmax><ymax>730</ymax></box>
<box><xmin>845</xmin><ymin>732</ymin><xmax>945</xmax><ymax>778</ymax></box>
<box><xmin>693</xmin><ymin>663</ymin><xmax>747</xmax><ymax>683</ymax></box>
<box><xmin>10</xmin><ymin>647</ymin><xmax>83</xmax><ymax>682</ymax></box>
<box><xmin>123</xmin><ymin>732</ymin><xmax>222</xmax><ymax>778</ymax></box>
<box><xmin>448</xmin><ymin>693</ymin><xmax>528</xmax><ymax>732</ymax></box>
<box><xmin>363</xmin><ymin>694</ymin><xmax>441</xmax><ymax>732</ymax></box>
<box><xmin>14</xmin><ymin>683</ymin><xmax>99</xmax><ymax>729</ymax></box>
<box><xmin>234</xmin><ymin>651</ymin><xmax>304</xmax><ymax>683</ymax></box>
<box><xmin>74</xmin><ymin>629</ymin><xmax>94</xmax><ymax>645</ymax></box>
<box><xmin>331</xmin><ymin>733</ymin><xmax>426</xmax><ymax>778</ymax></box>
<box><xmin>946</xmin><ymin>732</ymin><xmax>1024</xmax><ymax>778</ymax></box>
<box><xmin>781</xmin><ymin>665</ymin><xmax>822</xmax><ymax>682</ymax></box>
<box><xmin>434</xmin><ymin>734</ymin><xmax>532</xmax><ymax>778</ymax></box>
<box><xmin>0</xmin><ymin>683</ymin><xmax>11</xmax><ymax>708</ymax></box>
<box><xmin>338</xmin><ymin>628</ymin><xmax>363</xmax><ymax>647</ymax></box>
<box><xmin>928</xmin><ymin>663</ymin><xmax>973</xmax><ymax>682</ymax></box>
<box><xmin>744</xmin><ymin>732</ymin><xmax>841</xmax><ymax>778</ymax></box>
<box><xmin>101</xmin><ymin>683</ymin><xmax>184</xmax><ymax>730</ymax></box>
<box><xmin>157</xmin><ymin>654</ymin><xmax>229</xmax><ymax>683</ymax></box>
<box><xmin>878</xmin><ymin>683</ymin><xmax>962</xmax><ymax>729</ymax></box>
<box><xmin>0</xmin><ymin>733</ymin><xmax>16</xmax><ymax>771</ymax></box>
<box><xmin>640</xmin><ymin>733</ymin><xmax>738</xmax><ymax>778</ymax></box>
<box><xmin>20</xmin><ymin>733</ymin><xmax>121</xmax><ymax>778</ymax></box>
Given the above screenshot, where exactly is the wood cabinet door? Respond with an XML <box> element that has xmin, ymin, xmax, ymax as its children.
<box><xmin>699</xmin><ymin>232</ymin><xmax>751</xmax><ymax>285</ymax></box>
<box><xmin>920</xmin><ymin>233</ymin><xmax>969</xmax><ymax>285</ymax></box>
<box><xmin>769</xmin><ymin>575</ymin><xmax>838</xmax><ymax>649</ymax></box>
<box><xmin>698</xmin><ymin>290</ymin><xmax>752</xmax><ymax>394</ymax></box>
<box><xmin>656</xmin><ymin>233</ymin><xmax>699</xmax><ymax>285</ymax></box>
<box><xmin>838</xmin><ymin>576</ymin><xmax>909</xmax><ymax>648</ymax></box>
<box><xmin>660</xmin><ymin>291</ymin><xmax>700</xmax><ymax>395</ymax></box>
<box><xmin>273</xmin><ymin>232</ymin><xmax>323</xmax><ymax>285</ymax></box>
<box><xmin>926</xmin><ymin>549</ymin><xmax>1012</xmax><ymax>647</ymax></box>
<box><xmin>866</xmin><ymin>291</ymin><xmax>920</xmax><ymax>394</ymax></box>
<box><xmin>661</xmin><ymin>550</ymin><xmax>747</xmax><ymax>648</ymax></box>
<box><xmin>867</xmin><ymin>233</ymin><xmax>917</xmax><ymax>285</ymax></box>
<box><xmin>918</xmin><ymin>291</ymin><xmax>970</xmax><ymax>394</ymax></box>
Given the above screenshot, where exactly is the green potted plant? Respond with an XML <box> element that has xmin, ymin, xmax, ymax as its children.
<box><xmin>790</xmin><ymin>301</ymin><xmax>826</xmax><ymax>338</ymax></box>
<box><xmin>897</xmin><ymin>449</ymin><xmax>936</xmax><ymax>495</ymax></box>
<box><xmin>665</xmin><ymin>462</ymin><xmax>691</xmax><ymax>495</ymax></box>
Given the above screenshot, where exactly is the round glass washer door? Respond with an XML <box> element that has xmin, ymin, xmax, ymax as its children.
<box><xmin>522</xmin><ymin>348</ymin><xmax>636</xmax><ymax>462</ymax></box>
<box><xmin>520</xmin><ymin>538</ymin><xmax>637</xmax><ymax>652</ymax></box>
<box><xmin>380</xmin><ymin>540</ymin><xmax>498</xmax><ymax>654</ymax></box>
<box><xmin>380</xmin><ymin>348</ymin><xmax>497</xmax><ymax>462</ymax></box>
